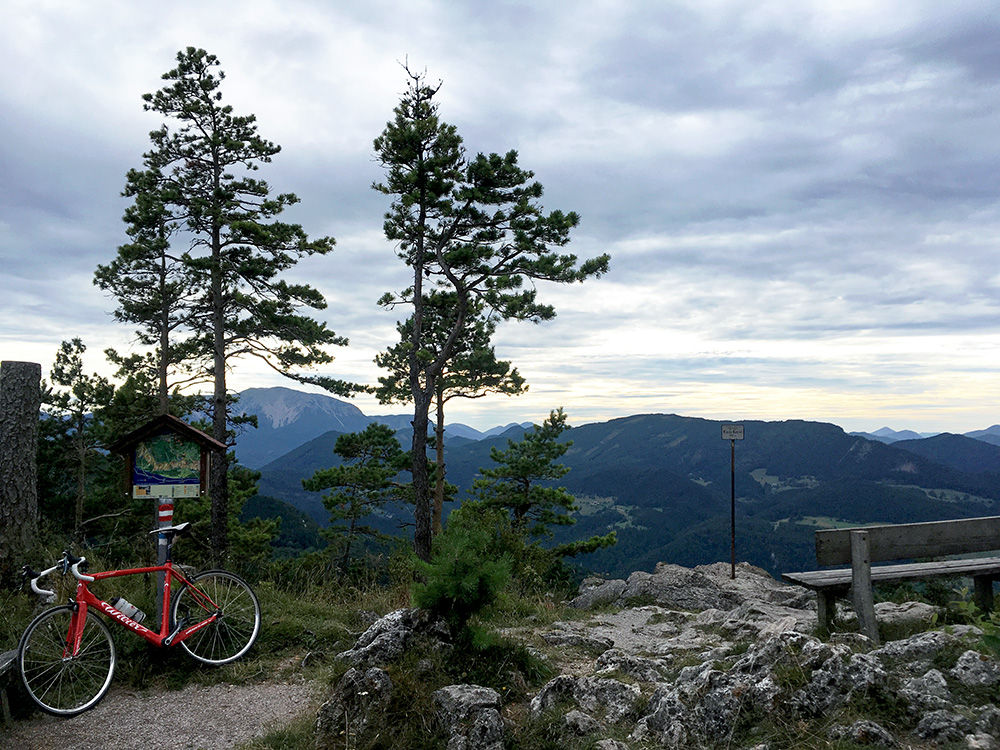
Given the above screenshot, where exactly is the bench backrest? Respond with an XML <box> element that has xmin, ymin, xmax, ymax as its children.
<box><xmin>815</xmin><ymin>515</ymin><xmax>1000</xmax><ymax>566</ymax></box>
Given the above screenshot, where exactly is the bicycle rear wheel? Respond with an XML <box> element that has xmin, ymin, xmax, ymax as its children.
<box><xmin>19</xmin><ymin>605</ymin><xmax>116</xmax><ymax>716</ymax></box>
<box><xmin>171</xmin><ymin>570</ymin><xmax>260</xmax><ymax>665</ymax></box>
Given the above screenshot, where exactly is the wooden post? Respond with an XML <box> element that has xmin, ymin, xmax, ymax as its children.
<box><xmin>0</xmin><ymin>361</ymin><xmax>41</xmax><ymax>579</ymax></box>
<box><xmin>816</xmin><ymin>590</ymin><xmax>835</xmax><ymax>636</ymax></box>
<box><xmin>850</xmin><ymin>530</ymin><xmax>879</xmax><ymax>644</ymax></box>
<box><xmin>974</xmin><ymin>576</ymin><xmax>995</xmax><ymax>614</ymax></box>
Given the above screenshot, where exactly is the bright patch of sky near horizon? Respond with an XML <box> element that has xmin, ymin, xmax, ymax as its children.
<box><xmin>2</xmin><ymin>0</ymin><xmax>1000</xmax><ymax>435</ymax></box>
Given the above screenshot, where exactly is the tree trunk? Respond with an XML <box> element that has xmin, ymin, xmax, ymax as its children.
<box><xmin>0</xmin><ymin>361</ymin><xmax>41</xmax><ymax>579</ymax></box>
<box><xmin>158</xmin><ymin>240</ymin><xmax>170</xmax><ymax>415</ymax></box>
<box><xmin>209</xmin><ymin>223</ymin><xmax>229</xmax><ymax>563</ymax></box>
<box><xmin>411</xmin><ymin>389</ymin><xmax>433</xmax><ymax>562</ymax></box>
<box><xmin>74</xmin><ymin>416</ymin><xmax>86</xmax><ymax>542</ymax></box>
<box><xmin>432</xmin><ymin>385</ymin><xmax>446</xmax><ymax>535</ymax></box>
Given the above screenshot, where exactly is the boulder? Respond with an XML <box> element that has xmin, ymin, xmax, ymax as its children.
<box><xmin>541</xmin><ymin>629</ymin><xmax>614</xmax><ymax>654</ymax></box>
<box><xmin>899</xmin><ymin>669</ymin><xmax>952</xmax><ymax>713</ymax></box>
<box><xmin>530</xmin><ymin>675</ymin><xmax>640</xmax><ymax>724</ymax></box>
<box><xmin>828</xmin><ymin>719</ymin><xmax>899</xmax><ymax>747</ymax></box>
<box><xmin>570</xmin><ymin>562</ymin><xmax>813</xmax><ymax>613</ymax></box>
<box><xmin>594</xmin><ymin>648</ymin><xmax>667</xmax><ymax>682</ymax></box>
<box><xmin>315</xmin><ymin>667</ymin><xmax>392</xmax><ymax>748</ymax></box>
<box><xmin>967</xmin><ymin>734</ymin><xmax>1000</xmax><ymax>750</ymax></box>
<box><xmin>336</xmin><ymin>608</ymin><xmax>450</xmax><ymax>668</ymax></box>
<box><xmin>570</xmin><ymin>577</ymin><xmax>627</xmax><ymax>609</ymax></box>
<box><xmin>951</xmin><ymin>650</ymin><xmax>1000</xmax><ymax>687</ymax></box>
<box><xmin>562</xmin><ymin>709</ymin><xmax>601</xmax><ymax>735</ymax></box>
<box><xmin>621</xmin><ymin>564</ymin><xmax>744</xmax><ymax>611</ymax></box>
<box><xmin>915</xmin><ymin>710</ymin><xmax>974</xmax><ymax>742</ymax></box>
<box><xmin>432</xmin><ymin>684</ymin><xmax>504</xmax><ymax>750</ymax></box>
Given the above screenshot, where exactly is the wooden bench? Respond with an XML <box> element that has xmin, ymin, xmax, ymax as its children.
<box><xmin>0</xmin><ymin>648</ymin><xmax>17</xmax><ymax>727</ymax></box>
<box><xmin>782</xmin><ymin>515</ymin><xmax>1000</xmax><ymax>645</ymax></box>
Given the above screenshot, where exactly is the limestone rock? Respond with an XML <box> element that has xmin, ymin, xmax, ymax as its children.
<box><xmin>978</xmin><ymin>704</ymin><xmax>1000</xmax><ymax>735</ymax></box>
<box><xmin>541</xmin><ymin>629</ymin><xmax>614</xmax><ymax>654</ymax></box>
<box><xmin>570</xmin><ymin>577</ymin><xmax>627</xmax><ymax>609</ymax></box>
<box><xmin>336</xmin><ymin>608</ymin><xmax>450</xmax><ymax>667</ymax></box>
<box><xmin>900</xmin><ymin>669</ymin><xmax>952</xmax><ymax>713</ymax></box>
<box><xmin>951</xmin><ymin>650</ymin><xmax>1000</xmax><ymax>687</ymax></box>
<box><xmin>967</xmin><ymin>734</ymin><xmax>1000</xmax><ymax>750</ymax></box>
<box><xmin>828</xmin><ymin>719</ymin><xmax>899</xmax><ymax>747</ymax></box>
<box><xmin>594</xmin><ymin>740</ymin><xmax>631</xmax><ymax>750</ymax></box>
<box><xmin>432</xmin><ymin>684</ymin><xmax>505</xmax><ymax>750</ymax></box>
<box><xmin>838</xmin><ymin>601</ymin><xmax>941</xmax><ymax>630</ymax></box>
<box><xmin>563</xmin><ymin>709</ymin><xmax>601</xmax><ymax>735</ymax></box>
<box><xmin>594</xmin><ymin>648</ymin><xmax>667</xmax><ymax>682</ymax></box>
<box><xmin>315</xmin><ymin>667</ymin><xmax>392</xmax><ymax>748</ymax></box>
<box><xmin>916</xmin><ymin>710</ymin><xmax>974</xmax><ymax>742</ymax></box>
<box><xmin>531</xmin><ymin>675</ymin><xmax>640</xmax><ymax>724</ymax></box>
<box><xmin>621</xmin><ymin>564</ymin><xmax>743</xmax><ymax>611</ymax></box>
<box><xmin>792</xmin><ymin>650</ymin><xmax>889</xmax><ymax>716</ymax></box>
<box><xmin>872</xmin><ymin>627</ymin><xmax>979</xmax><ymax>674</ymax></box>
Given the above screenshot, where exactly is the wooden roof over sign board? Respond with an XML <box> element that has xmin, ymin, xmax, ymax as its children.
<box><xmin>106</xmin><ymin>414</ymin><xmax>226</xmax><ymax>455</ymax></box>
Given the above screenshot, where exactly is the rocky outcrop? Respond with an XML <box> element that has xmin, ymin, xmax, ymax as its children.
<box><xmin>318</xmin><ymin>564</ymin><xmax>1000</xmax><ymax>749</ymax></box>
<box><xmin>335</xmin><ymin>607</ymin><xmax>450</xmax><ymax>668</ymax></box>
<box><xmin>314</xmin><ymin>667</ymin><xmax>393</xmax><ymax>749</ymax></box>
<box><xmin>571</xmin><ymin>562</ymin><xmax>812</xmax><ymax>612</ymax></box>
<box><xmin>432</xmin><ymin>685</ymin><xmax>505</xmax><ymax>750</ymax></box>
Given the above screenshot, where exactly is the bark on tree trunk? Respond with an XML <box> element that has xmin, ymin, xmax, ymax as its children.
<box><xmin>0</xmin><ymin>361</ymin><xmax>41</xmax><ymax>579</ymax></box>
<box><xmin>209</xmin><ymin>222</ymin><xmax>229</xmax><ymax>563</ymax></box>
<box><xmin>433</xmin><ymin>386</ymin><xmax>446</xmax><ymax>535</ymax></box>
<box><xmin>411</xmin><ymin>389</ymin><xmax>433</xmax><ymax>562</ymax></box>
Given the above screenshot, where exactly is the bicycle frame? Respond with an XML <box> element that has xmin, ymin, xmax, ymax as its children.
<box><xmin>21</xmin><ymin>525</ymin><xmax>260</xmax><ymax>716</ymax></box>
<box><xmin>65</xmin><ymin>561</ymin><xmax>219</xmax><ymax>656</ymax></box>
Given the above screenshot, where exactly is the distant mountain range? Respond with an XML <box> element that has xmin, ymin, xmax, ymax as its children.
<box><xmin>849</xmin><ymin>425</ymin><xmax>1000</xmax><ymax>446</ymax></box>
<box><xmin>235</xmin><ymin>387</ymin><xmax>1000</xmax><ymax>578</ymax></box>
<box><xmin>233</xmin><ymin>387</ymin><xmax>530</xmax><ymax>468</ymax></box>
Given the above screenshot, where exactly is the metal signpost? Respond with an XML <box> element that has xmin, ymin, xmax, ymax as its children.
<box><xmin>721</xmin><ymin>424</ymin><xmax>744</xmax><ymax>579</ymax></box>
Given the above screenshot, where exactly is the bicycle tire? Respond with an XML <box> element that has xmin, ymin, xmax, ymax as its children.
<box><xmin>171</xmin><ymin>570</ymin><xmax>260</xmax><ymax>665</ymax></box>
<box><xmin>19</xmin><ymin>605</ymin><xmax>116</xmax><ymax>716</ymax></box>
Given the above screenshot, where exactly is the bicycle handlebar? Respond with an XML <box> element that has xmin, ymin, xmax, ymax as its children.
<box><xmin>68</xmin><ymin>556</ymin><xmax>95</xmax><ymax>583</ymax></box>
<box><xmin>25</xmin><ymin>550</ymin><xmax>95</xmax><ymax>602</ymax></box>
<box><xmin>25</xmin><ymin>563</ymin><xmax>59</xmax><ymax>602</ymax></box>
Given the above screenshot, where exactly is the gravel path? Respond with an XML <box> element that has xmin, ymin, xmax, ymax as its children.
<box><xmin>2</xmin><ymin>679</ymin><xmax>318</xmax><ymax>750</ymax></box>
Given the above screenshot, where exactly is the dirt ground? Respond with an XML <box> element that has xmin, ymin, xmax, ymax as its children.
<box><xmin>1</xmin><ymin>678</ymin><xmax>318</xmax><ymax>750</ymax></box>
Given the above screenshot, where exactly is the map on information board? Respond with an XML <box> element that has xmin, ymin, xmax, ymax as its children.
<box><xmin>132</xmin><ymin>432</ymin><xmax>201</xmax><ymax>498</ymax></box>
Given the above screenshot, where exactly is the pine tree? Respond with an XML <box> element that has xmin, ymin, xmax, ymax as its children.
<box><xmin>302</xmin><ymin>423</ymin><xmax>408</xmax><ymax>573</ymax></box>
<box><xmin>472</xmin><ymin>408</ymin><xmax>616</xmax><ymax>566</ymax></box>
<box><xmin>373</xmin><ymin>67</ymin><xmax>609</xmax><ymax>561</ymax></box>
<box><xmin>105</xmin><ymin>48</ymin><xmax>355</xmax><ymax>560</ymax></box>
<box><xmin>374</xmin><ymin>291</ymin><xmax>525</xmax><ymax>533</ymax></box>
<box><xmin>42</xmin><ymin>340</ymin><xmax>116</xmax><ymax>541</ymax></box>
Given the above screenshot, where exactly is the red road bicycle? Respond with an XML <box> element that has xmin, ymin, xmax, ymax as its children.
<box><xmin>18</xmin><ymin>522</ymin><xmax>261</xmax><ymax>716</ymax></box>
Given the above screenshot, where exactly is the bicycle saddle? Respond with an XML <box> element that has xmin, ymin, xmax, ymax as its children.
<box><xmin>150</xmin><ymin>521</ymin><xmax>191</xmax><ymax>536</ymax></box>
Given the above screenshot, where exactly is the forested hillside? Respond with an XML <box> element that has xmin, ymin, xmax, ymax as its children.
<box><xmin>251</xmin><ymin>411</ymin><xmax>1000</xmax><ymax>578</ymax></box>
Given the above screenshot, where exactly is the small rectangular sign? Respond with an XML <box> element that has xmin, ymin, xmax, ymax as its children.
<box><xmin>722</xmin><ymin>424</ymin><xmax>745</xmax><ymax>440</ymax></box>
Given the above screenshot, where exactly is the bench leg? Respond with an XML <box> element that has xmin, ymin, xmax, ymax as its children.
<box><xmin>817</xmin><ymin>591</ymin><xmax>836</xmax><ymax>636</ymax></box>
<box><xmin>974</xmin><ymin>577</ymin><xmax>995</xmax><ymax>614</ymax></box>
<box><xmin>851</xmin><ymin>530</ymin><xmax>880</xmax><ymax>645</ymax></box>
<box><xmin>1</xmin><ymin>686</ymin><xmax>10</xmax><ymax>729</ymax></box>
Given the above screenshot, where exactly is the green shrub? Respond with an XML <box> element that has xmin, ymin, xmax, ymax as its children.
<box><xmin>412</xmin><ymin>502</ymin><xmax>512</xmax><ymax>636</ymax></box>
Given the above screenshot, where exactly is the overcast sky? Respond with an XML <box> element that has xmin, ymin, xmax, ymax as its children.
<box><xmin>3</xmin><ymin>0</ymin><xmax>1000</xmax><ymax>434</ymax></box>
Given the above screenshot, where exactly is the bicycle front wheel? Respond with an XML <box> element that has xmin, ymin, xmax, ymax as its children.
<box><xmin>171</xmin><ymin>570</ymin><xmax>260</xmax><ymax>665</ymax></box>
<box><xmin>19</xmin><ymin>605</ymin><xmax>116</xmax><ymax>716</ymax></box>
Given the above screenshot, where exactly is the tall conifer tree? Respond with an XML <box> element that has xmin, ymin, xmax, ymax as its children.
<box><xmin>373</xmin><ymin>68</ymin><xmax>609</xmax><ymax>560</ymax></box>
<box><xmin>103</xmin><ymin>48</ymin><xmax>353</xmax><ymax>559</ymax></box>
<box><xmin>375</xmin><ymin>291</ymin><xmax>526</xmax><ymax>533</ymax></box>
